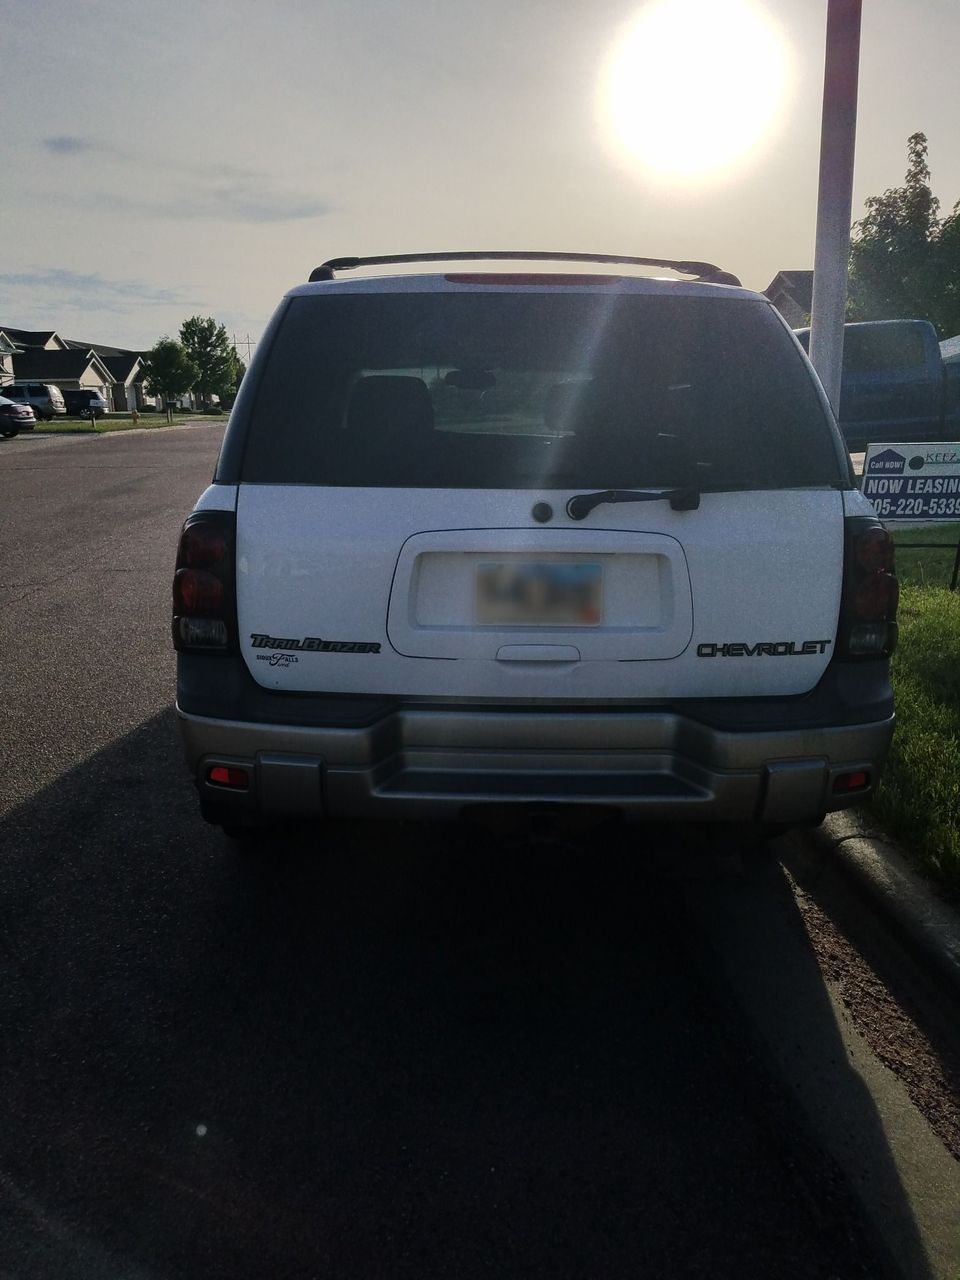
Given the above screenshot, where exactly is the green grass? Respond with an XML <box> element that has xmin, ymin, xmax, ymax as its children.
<box><xmin>891</xmin><ymin>523</ymin><xmax>960</xmax><ymax>588</ymax></box>
<box><xmin>872</xmin><ymin>581</ymin><xmax>960</xmax><ymax>899</ymax></box>
<box><xmin>33</xmin><ymin>413</ymin><xmax>218</xmax><ymax>434</ymax></box>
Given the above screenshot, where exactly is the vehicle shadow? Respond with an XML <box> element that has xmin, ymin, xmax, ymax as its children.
<box><xmin>0</xmin><ymin>709</ymin><xmax>931</xmax><ymax>1279</ymax></box>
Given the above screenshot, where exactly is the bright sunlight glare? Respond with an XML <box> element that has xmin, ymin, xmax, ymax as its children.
<box><xmin>601</xmin><ymin>0</ymin><xmax>791</xmax><ymax>184</ymax></box>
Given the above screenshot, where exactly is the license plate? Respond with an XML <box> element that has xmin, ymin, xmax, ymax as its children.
<box><xmin>476</xmin><ymin>562</ymin><xmax>602</xmax><ymax>626</ymax></box>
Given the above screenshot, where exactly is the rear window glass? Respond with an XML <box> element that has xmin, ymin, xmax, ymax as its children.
<box><xmin>843</xmin><ymin>325</ymin><xmax>926</xmax><ymax>372</ymax></box>
<box><xmin>795</xmin><ymin>324</ymin><xmax>927</xmax><ymax>373</ymax></box>
<box><xmin>239</xmin><ymin>292</ymin><xmax>843</xmax><ymax>490</ymax></box>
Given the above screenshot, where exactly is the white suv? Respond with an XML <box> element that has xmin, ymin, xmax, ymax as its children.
<box><xmin>173</xmin><ymin>252</ymin><xmax>899</xmax><ymax>837</ymax></box>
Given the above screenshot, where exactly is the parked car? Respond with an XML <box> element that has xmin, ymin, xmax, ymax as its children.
<box><xmin>794</xmin><ymin>319</ymin><xmax>960</xmax><ymax>450</ymax></box>
<box><xmin>3</xmin><ymin>382</ymin><xmax>66</xmax><ymax>421</ymax></box>
<box><xmin>0</xmin><ymin>394</ymin><xmax>37</xmax><ymax>438</ymax></box>
<box><xmin>62</xmin><ymin>388</ymin><xmax>110</xmax><ymax>418</ymax></box>
<box><xmin>173</xmin><ymin>251</ymin><xmax>899</xmax><ymax>840</ymax></box>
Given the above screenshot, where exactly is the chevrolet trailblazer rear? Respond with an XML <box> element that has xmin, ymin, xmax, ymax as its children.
<box><xmin>173</xmin><ymin>252</ymin><xmax>898</xmax><ymax>837</ymax></box>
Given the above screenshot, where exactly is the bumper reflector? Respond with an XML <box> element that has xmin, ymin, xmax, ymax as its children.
<box><xmin>833</xmin><ymin>770</ymin><xmax>869</xmax><ymax>794</ymax></box>
<box><xmin>208</xmin><ymin>765</ymin><xmax>250</xmax><ymax>789</ymax></box>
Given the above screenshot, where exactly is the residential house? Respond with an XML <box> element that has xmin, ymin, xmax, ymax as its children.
<box><xmin>64</xmin><ymin>338</ymin><xmax>133</xmax><ymax>357</ymax></box>
<box><xmin>100</xmin><ymin>354</ymin><xmax>147</xmax><ymax>411</ymax></box>
<box><xmin>1</xmin><ymin>324</ymin><xmax>210</xmax><ymax>412</ymax></box>
<box><xmin>9</xmin><ymin>348</ymin><xmax>115</xmax><ymax>402</ymax></box>
<box><xmin>0</xmin><ymin>327</ymin><xmax>71</xmax><ymax>353</ymax></box>
<box><xmin>64</xmin><ymin>338</ymin><xmax>155</xmax><ymax>410</ymax></box>
<box><xmin>0</xmin><ymin>325</ymin><xmax>117</xmax><ymax>400</ymax></box>
<box><xmin>763</xmin><ymin>271</ymin><xmax>814</xmax><ymax>327</ymax></box>
<box><xmin>0</xmin><ymin>332</ymin><xmax>18</xmax><ymax>388</ymax></box>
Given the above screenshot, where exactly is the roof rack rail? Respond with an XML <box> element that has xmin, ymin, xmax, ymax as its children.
<box><xmin>307</xmin><ymin>251</ymin><xmax>741</xmax><ymax>287</ymax></box>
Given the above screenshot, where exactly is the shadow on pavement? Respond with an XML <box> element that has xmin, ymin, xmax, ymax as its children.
<box><xmin>0</xmin><ymin>709</ymin><xmax>926</xmax><ymax>1279</ymax></box>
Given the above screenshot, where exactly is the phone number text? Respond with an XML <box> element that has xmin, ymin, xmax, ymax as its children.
<box><xmin>868</xmin><ymin>495</ymin><xmax>960</xmax><ymax>518</ymax></box>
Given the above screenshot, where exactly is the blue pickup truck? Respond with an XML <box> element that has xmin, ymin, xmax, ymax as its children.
<box><xmin>794</xmin><ymin>319</ymin><xmax>960</xmax><ymax>450</ymax></box>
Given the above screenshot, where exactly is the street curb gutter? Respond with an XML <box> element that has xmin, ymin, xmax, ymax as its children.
<box><xmin>802</xmin><ymin>810</ymin><xmax>960</xmax><ymax>998</ymax></box>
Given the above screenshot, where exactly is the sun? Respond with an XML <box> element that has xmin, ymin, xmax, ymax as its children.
<box><xmin>600</xmin><ymin>0</ymin><xmax>791</xmax><ymax>184</ymax></box>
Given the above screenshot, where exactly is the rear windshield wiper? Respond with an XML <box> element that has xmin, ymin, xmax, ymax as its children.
<box><xmin>566</xmin><ymin>487</ymin><xmax>700</xmax><ymax>519</ymax></box>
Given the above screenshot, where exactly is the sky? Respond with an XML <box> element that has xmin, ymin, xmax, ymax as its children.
<box><xmin>2</xmin><ymin>0</ymin><xmax>959</xmax><ymax>354</ymax></box>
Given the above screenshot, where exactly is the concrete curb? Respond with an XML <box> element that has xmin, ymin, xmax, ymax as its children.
<box><xmin>804</xmin><ymin>809</ymin><xmax>960</xmax><ymax>997</ymax></box>
<box><xmin>31</xmin><ymin>417</ymin><xmax>219</xmax><ymax>439</ymax></box>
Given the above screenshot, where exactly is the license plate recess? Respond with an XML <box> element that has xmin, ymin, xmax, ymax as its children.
<box><xmin>476</xmin><ymin>561</ymin><xmax>602</xmax><ymax>626</ymax></box>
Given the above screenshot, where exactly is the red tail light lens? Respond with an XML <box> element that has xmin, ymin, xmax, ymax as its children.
<box><xmin>174</xmin><ymin>568</ymin><xmax>224</xmax><ymax>612</ymax></box>
<box><xmin>854</xmin><ymin>572</ymin><xmax>899</xmax><ymax>621</ymax></box>
<box><xmin>854</xmin><ymin>527</ymin><xmax>895</xmax><ymax>573</ymax></box>
<box><xmin>838</xmin><ymin>518</ymin><xmax>899</xmax><ymax>658</ymax></box>
<box><xmin>172</xmin><ymin>512</ymin><xmax>235</xmax><ymax>652</ymax></box>
<box><xmin>208</xmin><ymin>765</ymin><xmax>249</xmax><ymax>789</ymax></box>
<box><xmin>445</xmin><ymin>273</ymin><xmax>623</xmax><ymax>286</ymax></box>
<box><xmin>833</xmin><ymin>770</ymin><xmax>869</xmax><ymax>793</ymax></box>
<box><xmin>180</xmin><ymin>525</ymin><xmax>228</xmax><ymax>568</ymax></box>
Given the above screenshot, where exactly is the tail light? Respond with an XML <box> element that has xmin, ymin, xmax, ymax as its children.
<box><xmin>172</xmin><ymin>512</ymin><xmax>236</xmax><ymax>652</ymax></box>
<box><xmin>833</xmin><ymin>770</ymin><xmax>870</xmax><ymax>794</ymax></box>
<box><xmin>207</xmin><ymin>765</ymin><xmax>249</xmax><ymax>789</ymax></box>
<box><xmin>836</xmin><ymin>517</ymin><xmax>898</xmax><ymax>658</ymax></box>
<box><xmin>445</xmin><ymin>273</ymin><xmax>624</xmax><ymax>286</ymax></box>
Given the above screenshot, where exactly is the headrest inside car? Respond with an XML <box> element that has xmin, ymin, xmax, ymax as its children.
<box><xmin>347</xmin><ymin>375</ymin><xmax>434</xmax><ymax>435</ymax></box>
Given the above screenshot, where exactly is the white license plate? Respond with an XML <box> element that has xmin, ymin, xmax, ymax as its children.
<box><xmin>476</xmin><ymin>562</ymin><xmax>602</xmax><ymax>626</ymax></box>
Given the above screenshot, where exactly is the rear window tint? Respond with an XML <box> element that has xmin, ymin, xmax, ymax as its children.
<box><xmin>795</xmin><ymin>324</ymin><xmax>927</xmax><ymax>372</ymax></box>
<box><xmin>239</xmin><ymin>292</ymin><xmax>843</xmax><ymax>490</ymax></box>
<box><xmin>843</xmin><ymin>325</ymin><xmax>926</xmax><ymax>372</ymax></box>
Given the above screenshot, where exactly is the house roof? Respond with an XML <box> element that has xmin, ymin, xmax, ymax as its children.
<box><xmin>12</xmin><ymin>349</ymin><xmax>115</xmax><ymax>383</ymax></box>
<box><xmin>100</xmin><ymin>354</ymin><xmax>144</xmax><ymax>382</ymax></box>
<box><xmin>0</xmin><ymin>327</ymin><xmax>67</xmax><ymax>350</ymax></box>
<box><xmin>763</xmin><ymin>270</ymin><xmax>814</xmax><ymax>313</ymax></box>
<box><xmin>63</xmin><ymin>338</ymin><xmax>142</xmax><ymax>357</ymax></box>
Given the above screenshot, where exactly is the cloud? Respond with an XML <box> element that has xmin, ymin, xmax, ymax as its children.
<box><xmin>42</xmin><ymin>136</ymin><xmax>106</xmax><ymax>155</ymax></box>
<box><xmin>39</xmin><ymin>135</ymin><xmax>331</xmax><ymax>223</ymax></box>
<box><xmin>0</xmin><ymin>268</ymin><xmax>186</xmax><ymax>314</ymax></box>
<box><xmin>145</xmin><ymin>187</ymin><xmax>330</xmax><ymax>223</ymax></box>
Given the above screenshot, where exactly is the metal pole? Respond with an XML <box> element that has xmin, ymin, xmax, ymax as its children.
<box><xmin>809</xmin><ymin>0</ymin><xmax>863</xmax><ymax>414</ymax></box>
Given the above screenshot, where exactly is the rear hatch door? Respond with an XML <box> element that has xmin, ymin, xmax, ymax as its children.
<box><xmin>232</xmin><ymin>279</ymin><xmax>848</xmax><ymax>700</ymax></box>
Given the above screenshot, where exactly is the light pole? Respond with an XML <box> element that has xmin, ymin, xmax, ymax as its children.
<box><xmin>808</xmin><ymin>0</ymin><xmax>862</xmax><ymax>414</ymax></box>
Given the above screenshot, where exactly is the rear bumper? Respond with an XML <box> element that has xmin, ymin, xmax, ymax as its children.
<box><xmin>177</xmin><ymin>701</ymin><xmax>895</xmax><ymax>826</ymax></box>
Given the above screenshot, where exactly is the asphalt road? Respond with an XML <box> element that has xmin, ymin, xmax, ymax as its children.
<box><xmin>0</xmin><ymin>425</ymin><xmax>939</xmax><ymax>1278</ymax></box>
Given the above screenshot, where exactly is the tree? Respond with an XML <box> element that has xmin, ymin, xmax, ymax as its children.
<box><xmin>935</xmin><ymin>202</ymin><xmax>960</xmax><ymax>339</ymax></box>
<box><xmin>179</xmin><ymin>316</ymin><xmax>240</xmax><ymax>408</ymax></box>
<box><xmin>142</xmin><ymin>338</ymin><xmax>199</xmax><ymax>422</ymax></box>
<box><xmin>219</xmin><ymin>354</ymin><xmax>245</xmax><ymax>411</ymax></box>
<box><xmin>848</xmin><ymin>132</ymin><xmax>960</xmax><ymax>337</ymax></box>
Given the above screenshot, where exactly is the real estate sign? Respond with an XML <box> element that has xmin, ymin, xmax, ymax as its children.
<box><xmin>861</xmin><ymin>442</ymin><xmax>960</xmax><ymax>521</ymax></box>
